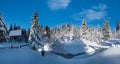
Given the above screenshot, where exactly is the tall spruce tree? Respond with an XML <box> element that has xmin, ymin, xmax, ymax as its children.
<box><xmin>115</xmin><ymin>21</ymin><xmax>120</xmax><ymax>39</ymax></box>
<box><xmin>96</xmin><ymin>25</ymin><xmax>102</xmax><ymax>42</ymax></box>
<box><xmin>43</xmin><ymin>25</ymin><xmax>51</xmax><ymax>38</ymax></box>
<box><xmin>66</xmin><ymin>22</ymin><xmax>71</xmax><ymax>32</ymax></box>
<box><xmin>0</xmin><ymin>13</ymin><xmax>8</xmax><ymax>42</ymax></box>
<box><xmin>80</xmin><ymin>19</ymin><xmax>88</xmax><ymax>39</ymax></box>
<box><xmin>102</xmin><ymin>20</ymin><xmax>111</xmax><ymax>40</ymax></box>
<box><xmin>61</xmin><ymin>24</ymin><xmax>67</xmax><ymax>36</ymax></box>
<box><xmin>14</xmin><ymin>24</ymin><xmax>17</xmax><ymax>30</ymax></box>
<box><xmin>9</xmin><ymin>24</ymin><xmax>13</xmax><ymax>31</ymax></box>
<box><xmin>62</xmin><ymin>24</ymin><xmax>66</xmax><ymax>31</ymax></box>
<box><xmin>28</xmin><ymin>12</ymin><xmax>43</xmax><ymax>50</ymax></box>
<box><xmin>116</xmin><ymin>21</ymin><xmax>120</xmax><ymax>31</ymax></box>
<box><xmin>27</xmin><ymin>28</ymin><xmax>30</xmax><ymax>39</ymax></box>
<box><xmin>31</xmin><ymin>11</ymin><xmax>40</xmax><ymax>33</ymax></box>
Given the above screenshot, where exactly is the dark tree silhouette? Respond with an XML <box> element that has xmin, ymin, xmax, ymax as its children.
<box><xmin>116</xmin><ymin>21</ymin><xmax>120</xmax><ymax>31</ymax></box>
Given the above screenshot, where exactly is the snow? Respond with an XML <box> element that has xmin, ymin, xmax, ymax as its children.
<box><xmin>62</xmin><ymin>38</ymin><xmax>113</xmax><ymax>55</ymax></box>
<box><xmin>4</xmin><ymin>22</ymin><xmax>120</xmax><ymax>64</ymax></box>
<box><xmin>63</xmin><ymin>39</ymin><xmax>86</xmax><ymax>54</ymax></box>
<box><xmin>44</xmin><ymin>43</ymin><xmax>52</xmax><ymax>51</ymax></box>
<box><xmin>0</xmin><ymin>42</ymin><xmax>28</xmax><ymax>48</ymax></box>
<box><xmin>1</xmin><ymin>10</ymin><xmax>120</xmax><ymax>64</ymax></box>
<box><xmin>57</xmin><ymin>39</ymin><xmax>96</xmax><ymax>54</ymax></box>
<box><xmin>9</xmin><ymin>30</ymin><xmax>21</xmax><ymax>36</ymax></box>
<box><xmin>1</xmin><ymin>46</ymin><xmax>120</xmax><ymax>64</ymax></box>
<box><xmin>60</xmin><ymin>47</ymin><xmax>120</xmax><ymax>64</ymax></box>
<box><xmin>101</xmin><ymin>39</ymin><xmax>120</xmax><ymax>48</ymax></box>
<box><xmin>38</xmin><ymin>44</ymin><xmax>52</xmax><ymax>52</ymax></box>
<box><xmin>0</xmin><ymin>37</ymin><xmax>120</xmax><ymax>64</ymax></box>
<box><xmin>37</xmin><ymin>47</ymin><xmax>43</xmax><ymax>51</ymax></box>
<box><xmin>83</xmin><ymin>39</ymin><xmax>110</xmax><ymax>48</ymax></box>
<box><xmin>101</xmin><ymin>47</ymin><xmax>120</xmax><ymax>57</ymax></box>
<box><xmin>85</xmin><ymin>45</ymin><xmax>95</xmax><ymax>54</ymax></box>
<box><xmin>0</xmin><ymin>26</ymin><xmax>6</xmax><ymax>32</ymax></box>
<box><xmin>0</xmin><ymin>47</ymin><xmax>61</xmax><ymax>64</ymax></box>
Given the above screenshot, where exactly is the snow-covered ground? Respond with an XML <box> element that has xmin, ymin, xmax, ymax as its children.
<box><xmin>101</xmin><ymin>39</ymin><xmax>120</xmax><ymax>47</ymax></box>
<box><xmin>0</xmin><ymin>39</ymin><xmax>120</xmax><ymax>64</ymax></box>
<box><xmin>0</xmin><ymin>42</ymin><xmax>28</xmax><ymax>48</ymax></box>
<box><xmin>0</xmin><ymin>46</ymin><xmax>120</xmax><ymax>64</ymax></box>
<box><xmin>62</xmin><ymin>47</ymin><xmax>120</xmax><ymax>64</ymax></box>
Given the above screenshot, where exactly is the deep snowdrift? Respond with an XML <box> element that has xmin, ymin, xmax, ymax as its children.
<box><xmin>63</xmin><ymin>39</ymin><xmax>95</xmax><ymax>54</ymax></box>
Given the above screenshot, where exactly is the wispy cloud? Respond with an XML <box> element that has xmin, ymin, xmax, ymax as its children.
<box><xmin>47</xmin><ymin>0</ymin><xmax>71</xmax><ymax>10</ymax></box>
<box><xmin>73</xmin><ymin>4</ymin><xmax>107</xmax><ymax>21</ymax></box>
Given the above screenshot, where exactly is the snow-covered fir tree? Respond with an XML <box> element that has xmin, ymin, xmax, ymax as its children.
<box><xmin>116</xmin><ymin>21</ymin><xmax>120</xmax><ymax>31</ymax></box>
<box><xmin>59</xmin><ymin>23</ymin><xmax>74</xmax><ymax>42</ymax></box>
<box><xmin>61</xmin><ymin>24</ymin><xmax>67</xmax><ymax>36</ymax></box>
<box><xmin>80</xmin><ymin>19</ymin><xmax>89</xmax><ymax>40</ymax></box>
<box><xmin>29</xmin><ymin>12</ymin><xmax>42</xmax><ymax>50</ymax></box>
<box><xmin>96</xmin><ymin>25</ymin><xmax>102</xmax><ymax>43</ymax></box>
<box><xmin>51</xmin><ymin>26</ymin><xmax>60</xmax><ymax>40</ymax></box>
<box><xmin>102</xmin><ymin>20</ymin><xmax>111</xmax><ymax>40</ymax></box>
<box><xmin>0</xmin><ymin>14</ymin><xmax>8</xmax><ymax>42</ymax></box>
<box><xmin>70</xmin><ymin>25</ymin><xmax>79</xmax><ymax>38</ymax></box>
<box><xmin>66</xmin><ymin>22</ymin><xmax>71</xmax><ymax>32</ymax></box>
<box><xmin>28</xmin><ymin>12</ymin><xmax>54</xmax><ymax>53</ymax></box>
<box><xmin>43</xmin><ymin>25</ymin><xmax>51</xmax><ymax>39</ymax></box>
<box><xmin>89</xmin><ymin>27</ymin><xmax>97</xmax><ymax>42</ymax></box>
<box><xmin>31</xmin><ymin>12</ymin><xmax>40</xmax><ymax>33</ymax></box>
<box><xmin>114</xmin><ymin>21</ymin><xmax>120</xmax><ymax>39</ymax></box>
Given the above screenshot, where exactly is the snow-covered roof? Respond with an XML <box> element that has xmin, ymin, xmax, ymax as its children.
<box><xmin>9</xmin><ymin>30</ymin><xmax>21</xmax><ymax>37</ymax></box>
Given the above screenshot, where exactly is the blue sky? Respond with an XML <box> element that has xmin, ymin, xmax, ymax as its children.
<box><xmin>0</xmin><ymin>0</ymin><xmax>120</xmax><ymax>30</ymax></box>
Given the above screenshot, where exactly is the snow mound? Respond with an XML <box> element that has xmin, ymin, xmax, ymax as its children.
<box><xmin>85</xmin><ymin>46</ymin><xmax>95</xmax><ymax>54</ymax></box>
<box><xmin>64</xmin><ymin>39</ymin><xmax>85</xmax><ymax>54</ymax></box>
<box><xmin>63</xmin><ymin>39</ymin><xmax>95</xmax><ymax>54</ymax></box>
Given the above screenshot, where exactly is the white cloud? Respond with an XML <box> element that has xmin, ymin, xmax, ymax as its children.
<box><xmin>47</xmin><ymin>0</ymin><xmax>71</xmax><ymax>10</ymax></box>
<box><xmin>73</xmin><ymin>4</ymin><xmax>107</xmax><ymax>21</ymax></box>
<box><xmin>92</xmin><ymin>4</ymin><xmax>107</xmax><ymax>11</ymax></box>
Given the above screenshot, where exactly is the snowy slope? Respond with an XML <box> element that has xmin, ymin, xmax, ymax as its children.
<box><xmin>1</xmin><ymin>46</ymin><xmax>120</xmax><ymax>64</ymax></box>
<box><xmin>0</xmin><ymin>47</ymin><xmax>61</xmax><ymax>64</ymax></box>
<box><xmin>57</xmin><ymin>47</ymin><xmax>120</xmax><ymax>64</ymax></box>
